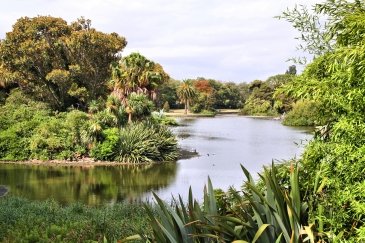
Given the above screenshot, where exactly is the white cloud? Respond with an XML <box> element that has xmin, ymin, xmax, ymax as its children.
<box><xmin>0</xmin><ymin>0</ymin><xmax>320</xmax><ymax>82</ymax></box>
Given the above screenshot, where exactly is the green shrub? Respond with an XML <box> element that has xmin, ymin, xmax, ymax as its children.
<box><xmin>117</xmin><ymin>122</ymin><xmax>178</xmax><ymax>163</ymax></box>
<box><xmin>240</xmin><ymin>97</ymin><xmax>276</xmax><ymax>116</ymax></box>
<box><xmin>127</xmin><ymin>93</ymin><xmax>155</xmax><ymax>120</ymax></box>
<box><xmin>29</xmin><ymin>111</ymin><xmax>89</xmax><ymax>160</ymax></box>
<box><xmin>0</xmin><ymin>90</ymin><xmax>51</xmax><ymax>160</ymax></box>
<box><xmin>282</xmin><ymin>99</ymin><xmax>319</xmax><ymax>126</ymax></box>
<box><xmin>191</xmin><ymin>103</ymin><xmax>203</xmax><ymax>113</ymax></box>
<box><xmin>0</xmin><ymin>89</ymin><xmax>178</xmax><ymax>163</ymax></box>
<box><xmin>151</xmin><ymin>111</ymin><xmax>178</xmax><ymax>126</ymax></box>
<box><xmin>90</xmin><ymin>128</ymin><xmax>121</xmax><ymax>161</ymax></box>
<box><xmin>0</xmin><ymin>126</ymin><xmax>31</xmax><ymax>160</ymax></box>
<box><xmin>29</xmin><ymin>117</ymin><xmax>72</xmax><ymax>160</ymax></box>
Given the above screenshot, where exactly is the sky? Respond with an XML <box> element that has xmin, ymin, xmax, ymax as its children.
<box><xmin>0</xmin><ymin>0</ymin><xmax>319</xmax><ymax>83</ymax></box>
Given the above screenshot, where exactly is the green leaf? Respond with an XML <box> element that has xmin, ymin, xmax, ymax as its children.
<box><xmin>252</xmin><ymin>224</ymin><xmax>270</xmax><ymax>243</ymax></box>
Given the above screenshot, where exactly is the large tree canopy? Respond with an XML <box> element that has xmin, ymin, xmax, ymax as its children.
<box><xmin>0</xmin><ymin>16</ymin><xmax>127</xmax><ymax>110</ymax></box>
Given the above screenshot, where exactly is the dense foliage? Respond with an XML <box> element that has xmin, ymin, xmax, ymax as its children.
<box><xmin>278</xmin><ymin>0</ymin><xmax>365</xmax><ymax>240</ymax></box>
<box><xmin>241</xmin><ymin>72</ymin><xmax>298</xmax><ymax>116</ymax></box>
<box><xmin>0</xmin><ymin>90</ymin><xmax>178</xmax><ymax>163</ymax></box>
<box><xmin>282</xmin><ymin>100</ymin><xmax>320</xmax><ymax>126</ymax></box>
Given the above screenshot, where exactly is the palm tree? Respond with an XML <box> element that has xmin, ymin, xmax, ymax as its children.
<box><xmin>106</xmin><ymin>95</ymin><xmax>126</xmax><ymax>126</ymax></box>
<box><xmin>177</xmin><ymin>80</ymin><xmax>196</xmax><ymax>114</ymax></box>
<box><xmin>126</xmin><ymin>92</ymin><xmax>154</xmax><ymax>123</ymax></box>
<box><xmin>109</xmin><ymin>53</ymin><xmax>169</xmax><ymax>102</ymax></box>
<box><xmin>81</xmin><ymin>119</ymin><xmax>102</xmax><ymax>149</ymax></box>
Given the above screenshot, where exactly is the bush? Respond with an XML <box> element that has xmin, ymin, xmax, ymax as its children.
<box><xmin>29</xmin><ymin>110</ymin><xmax>89</xmax><ymax>160</ymax></box>
<box><xmin>0</xmin><ymin>90</ymin><xmax>51</xmax><ymax>160</ymax></box>
<box><xmin>151</xmin><ymin>111</ymin><xmax>178</xmax><ymax>126</ymax></box>
<box><xmin>199</xmin><ymin>109</ymin><xmax>217</xmax><ymax>117</ymax></box>
<box><xmin>191</xmin><ymin>103</ymin><xmax>203</xmax><ymax>113</ymax></box>
<box><xmin>282</xmin><ymin>99</ymin><xmax>319</xmax><ymax>126</ymax></box>
<box><xmin>90</xmin><ymin>128</ymin><xmax>121</xmax><ymax>161</ymax></box>
<box><xmin>240</xmin><ymin>97</ymin><xmax>276</xmax><ymax>116</ymax></box>
<box><xmin>127</xmin><ymin>93</ymin><xmax>155</xmax><ymax>121</ymax></box>
<box><xmin>117</xmin><ymin>122</ymin><xmax>178</xmax><ymax>163</ymax></box>
<box><xmin>0</xmin><ymin>89</ymin><xmax>178</xmax><ymax>163</ymax></box>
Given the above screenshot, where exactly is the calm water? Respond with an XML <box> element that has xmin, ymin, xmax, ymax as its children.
<box><xmin>0</xmin><ymin>115</ymin><xmax>312</xmax><ymax>205</ymax></box>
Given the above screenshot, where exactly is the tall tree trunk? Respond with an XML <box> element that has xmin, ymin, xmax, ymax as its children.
<box><xmin>128</xmin><ymin>112</ymin><xmax>132</xmax><ymax>123</ymax></box>
<box><xmin>184</xmin><ymin>98</ymin><xmax>188</xmax><ymax>115</ymax></box>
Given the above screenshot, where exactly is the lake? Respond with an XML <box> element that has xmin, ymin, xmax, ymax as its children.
<box><xmin>0</xmin><ymin>115</ymin><xmax>312</xmax><ymax>205</ymax></box>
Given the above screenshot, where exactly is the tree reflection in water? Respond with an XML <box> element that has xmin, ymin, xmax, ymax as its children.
<box><xmin>0</xmin><ymin>163</ymin><xmax>178</xmax><ymax>205</ymax></box>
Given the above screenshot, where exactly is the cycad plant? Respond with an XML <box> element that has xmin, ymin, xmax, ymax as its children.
<box><xmin>140</xmin><ymin>163</ymin><xmax>320</xmax><ymax>242</ymax></box>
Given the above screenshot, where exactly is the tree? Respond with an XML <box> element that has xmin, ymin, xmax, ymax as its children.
<box><xmin>177</xmin><ymin>80</ymin><xmax>196</xmax><ymax>115</ymax></box>
<box><xmin>155</xmin><ymin>79</ymin><xmax>179</xmax><ymax>109</ymax></box>
<box><xmin>193</xmin><ymin>78</ymin><xmax>215</xmax><ymax>111</ymax></box>
<box><xmin>267</xmin><ymin>74</ymin><xmax>296</xmax><ymax>113</ymax></box>
<box><xmin>105</xmin><ymin>95</ymin><xmax>127</xmax><ymax>127</ymax></box>
<box><xmin>214</xmin><ymin>82</ymin><xmax>243</xmax><ymax>109</ymax></box>
<box><xmin>285</xmin><ymin>65</ymin><xmax>297</xmax><ymax>75</ymax></box>
<box><xmin>0</xmin><ymin>16</ymin><xmax>126</xmax><ymax>110</ymax></box>
<box><xmin>109</xmin><ymin>53</ymin><xmax>169</xmax><ymax>103</ymax></box>
<box><xmin>126</xmin><ymin>93</ymin><xmax>154</xmax><ymax>123</ymax></box>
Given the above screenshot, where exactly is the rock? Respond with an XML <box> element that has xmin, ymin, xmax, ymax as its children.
<box><xmin>0</xmin><ymin>185</ymin><xmax>8</xmax><ymax>197</ymax></box>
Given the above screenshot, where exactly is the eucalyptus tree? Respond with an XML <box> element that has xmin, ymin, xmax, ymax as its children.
<box><xmin>177</xmin><ymin>79</ymin><xmax>196</xmax><ymax>114</ymax></box>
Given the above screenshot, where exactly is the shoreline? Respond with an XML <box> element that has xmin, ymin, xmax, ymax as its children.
<box><xmin>165</xmin><ymin>109</ymin><xmax>240</xmax><ymax>117</ymax></box>
<box><xmin>0</xmin><ymin>148</ymin><xmax>199</xmax><ymax>167</ymax></box>
<box><xmin>166</xmin><ymin>109</ymin><xmax>282</xmax><ymax>120</ymax></box>
<box><xmin>0</xmin><ymin>159</ymin><xmax>140</xmax><ymax>167</ymax></box>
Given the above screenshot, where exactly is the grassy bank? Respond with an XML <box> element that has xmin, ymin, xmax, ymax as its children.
<box><xmin>0</xmin><ymin>196</ymin><xmax>150</xmax><ymax>242</ymax></box>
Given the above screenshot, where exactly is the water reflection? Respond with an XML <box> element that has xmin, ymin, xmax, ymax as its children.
<box><xmin>0</xmin><ymin>115</ymin><xmax>312</xmax><ymax>205</ymax></box>
<box><xmin>0</xmin><ymin>163</ymin><xmax>177</xmax><ymax>205</ymax></box>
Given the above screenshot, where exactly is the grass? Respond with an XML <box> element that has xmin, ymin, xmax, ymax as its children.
<box><xmin>0</xmin><ymin>196</ymin><xmax>151</xmax><ymax>242</ymax></box>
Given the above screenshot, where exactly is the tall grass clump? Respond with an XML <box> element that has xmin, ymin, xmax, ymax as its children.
<box><xmin>117</xmin><ymin>122</ymin><xmax>178</xmax><ymax>163</ymax></box>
